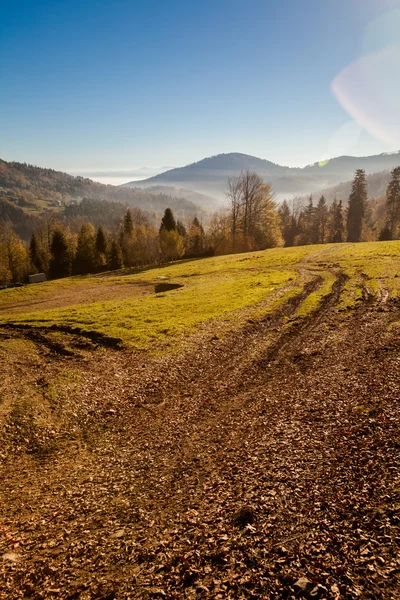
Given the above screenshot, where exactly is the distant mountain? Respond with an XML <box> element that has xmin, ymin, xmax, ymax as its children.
<box><xmin>0</xmin><ymin>159</ymin><xmax>202</xmax><ymax>222</ymax></box>
<box><xmin>74</xmin><ymin>166</ymin><xmax>174</xmax><ymax>181</ymax></box>
<box><xmin>125</xmin><ymin>151</ymin><xmax>400</xmax><ymax>201</ymax></box>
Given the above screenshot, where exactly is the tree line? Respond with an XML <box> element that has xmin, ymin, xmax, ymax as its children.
<box><xmin>279</xmin><ymin>168</ymin><xmax>400</xmax><ymax>247</ymax></box>
<box><xmin>0</xmin><ymin>167</ymin><xmax>399</xmax><ymax>284</ymax></box>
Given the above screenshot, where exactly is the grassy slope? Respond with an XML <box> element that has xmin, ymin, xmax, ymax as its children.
<box><xmin>1</xmin><ymin>241</ymin><xmax>399</xmax><ymax>348</ymax></box>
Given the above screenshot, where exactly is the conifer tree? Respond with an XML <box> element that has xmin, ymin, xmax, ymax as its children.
<box><xmin>95</xmin><ymin>226</ymin><xmax>108</xmax><ymax>255</ymax></box>
<box><xmin>329</xmin><ymin>198</ymin><xmax>345</xmax><ymax>243</ymax></box>
<box><xmin>74</xmin><ymin>223</ymin><xmax>96</xmax><ymax>275</ymax></box>
<box><xmin>177</xmin><ymin>220</ymin><xmax>187</xmax><ymax>238</ymax></box>
<box><xmin>386</xmin><ymin>167</ymin><xmax>400</xmax><ymax>239</ymax></box>
<box><xmin>347</xmin><ymin>169</ymin><xmax>367</xmax><ymax>242</ymax></box>
<box><xmin>49</xmin><ymin>229</ymin><xmax>72</xmax><ymax>279</ymax></box>
<box><xmin>95</xmin><ymin>226</ymin><xmax>108</xmax><ymax>270</ymax></box>
<box><xmin>315</xmin><ymin>195</ymin><xmax>329</xmax><ymax>243</ymax></box>
<box><xmin>186</xmin><ymin>217</ymin><xmax>205</xmax><ymax>256</ymax></box>
<box><xmin>29</xmin><ymin>232</ymin><xmax>45</xmax><ymax>273</ymax></box>
<box><xmin>108</xmin><ymin>241</ymin><xmax>124</xmax><ymax>271</ymax></box>
<box><xmin>159</xmin><ymin>208</ymin><xmax>177</xmax><ymax>232</ymax></box>
<box><xmin>123</xmin><ymin>210</ymin><xmax>134</xmax><ymax>236</ymax></box>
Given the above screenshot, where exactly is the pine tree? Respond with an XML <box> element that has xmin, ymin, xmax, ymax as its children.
<box><xmin>279</xmin><ymin>200</ymin><xmax>296</xmax><ymax>247</ymax></box>
<box><xmin>159</xmin><ymin>208</ymin><xmax>177</xmax><ymax>232</ymax></box>
<box><xmin>386</xmin><ymin>167</ymin><xmax>400</xmax><ymax>239</ymax></box>
<box><xmin>94</xmin><ymin>226</ymin><xmax>108</xmax><ymax>270</ymax></box>
<box><xmin>347</xmin><ymin>169</ymin><xmax>367</xmax><ymax>242</ymax></box>
<box><xmin>177</xmin><ymin>220</ymin><xmax>187</xmax><ymax>238</ymax></box>
<box><xmin>186</xmin><ymin>217</ymin><xmax>205</xmax><ymax>256</ymax></box>
<box><xmin>123</xmin><ymin>210</ymin><xmax>134</xmax><ymax>236</ymax></box>
<box><xmin>107</xmin><ymin>241</ymin><xmax>124</xmax><ymax>271</ymax></box>
<box><xmin>329</xmin><ymin>198</ymin><xmax>345</xmax><ymax>243</ymax></box>
<box><xmin>315</xmin><ymin>195</ymin><xmax>329</xmax><ymax>243</ymax></box>
<box><xmin>95</xmin><ymin>226</ymin><xmax>108</xmax><ymax>255</ymax></box>
<box><xmin>49</xmin><ymin>229</ymin><xmax>72</xmax><ymax>279</ymax></box>
<box><xmin>74</xmin><ymin>223</ymin><xmax>96</xmax><ymax>275</ymax></box>
<box><xmin>121</xmin><ymin>211</ymin><xmax>135</xmax><ymax>267</ymax></box>
<box><xmin>29</xmin><ymin>233</ymin><xmax>44</xmax><ymax>273</ymax></box>
<box><xmin>302</xmin><ymin>196</ymin><xmax>318</xmax><ymax>245</ymax></box>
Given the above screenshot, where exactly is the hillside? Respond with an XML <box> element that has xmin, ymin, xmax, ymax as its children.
<box><xmin>0</xmin><ymin>242</ymin><xmax>399</xmax><ymax>599</ymax></box>
<box><xmin>296</xmin><ymin>169</ymin><xmax>392</xmax><ymax>205</ymax></box>
<box><xmin>0</xmin><ymin>159</ymin><xmax>202</xmax><ymax>218</ymax></box>
<box><xmin>127</xmin><ymin>151</ymin><xmax>400</xmax><ymax>201</ymax></box>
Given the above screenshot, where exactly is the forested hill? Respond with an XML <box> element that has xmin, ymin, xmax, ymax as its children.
<box><xmin>296</xmin><ymin>169</ymin><xmax>392</xmax><ymax>205</ymax></box>
<box><xmin>0</xmin><ymin>159</ymin><xmax>201</xmax><ymax>217</ymax></box>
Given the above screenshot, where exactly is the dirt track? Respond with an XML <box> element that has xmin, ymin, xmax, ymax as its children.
<box><xmin>0</xmin><ymin>270</ymin><xmax>399</xmax><ymax>599</ymax></box>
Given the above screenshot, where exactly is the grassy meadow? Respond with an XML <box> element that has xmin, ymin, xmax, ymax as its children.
<box><xmin>0</xmin><ymin>241</ymin><xmax>399</xmax><ymax>349</ymax></box>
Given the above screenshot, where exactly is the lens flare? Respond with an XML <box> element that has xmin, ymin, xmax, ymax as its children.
<box><xmin>332</xmin><ymin>43</ymin><xmax>400</xmax><ymax>147</ymax></box>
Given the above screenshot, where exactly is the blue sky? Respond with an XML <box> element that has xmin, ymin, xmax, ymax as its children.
<box><xmin>1</xmin><ymin>0</ymin><xmax>399</xmax><ymax>179</ymax></box>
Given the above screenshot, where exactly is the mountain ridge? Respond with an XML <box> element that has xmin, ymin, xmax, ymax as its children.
<box><xmin>124</xmin><ymin>151</ymin><xmax>400</xmax><ymax>201</ymax></box>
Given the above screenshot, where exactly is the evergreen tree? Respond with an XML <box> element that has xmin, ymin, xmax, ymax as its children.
<box><xmin>108</xmin><ymin>241</ymin><xmax>124</xmax><ymax>271</ymax></box>
<box><xmin>186</xmin><ymin>217</ymin><xmax>205</xmax><ymax>256</ymax></box>
<box><xmin>95</xmin><ymin>226</ymin><xmax>108</xmax><ymax>270</ymax></box>
<box><xmin>329</xmin><ymin>198</ymin><xmax>345</xmax><ymax>243</ymax></box>
<box><xmin>302</xmin><ymin>196</ymin><xmax>318</xmax><ymax>245</ymax></box>
<box><xmin>123</xmin><ymin>210</ymin><xmax>134</xmax><ymax>236</ymax></box>
<box><xmin>347</xmin><ymin>169</ymin><xmax>367</xmax><ymax>242</ymax></box>
<box><xmin>49</xmin><ymin>229</ymin><xmax>72</xmax><ymax>279</ymax></box>
<box><xmin>95</xmin><ymin>226</ymin><xmax>108</xmax><ymax>255</ymax></box>
<box><xmin>29</xmin><ymin>232</ymin><xmax>44</xmax><ymax>273</ymax></box>
<box><xmin>315</xmin><ymin>195</ymin><xmax>329</xmax><ymax>243</ymax></box>
<box><xmin>74</xmin><ymin>223</ymin><xmax>96</xmax><ymax>275</ymax></box>
<box><xmin>279</xmin><ymin>200</ymin><xmax>296</xmax><ymax>247</ymax></box>
<box><xmin>386</xmin><ymin>167</ymin><xmax>400</xmax><ymax>239</ymax></box>
<box><xmin>120</xmin><ymin>211</ymin><xmax>136</xmax><ymax>267</ymax></box>
<box><xmin>159</xmin><ymin>208</ymin><xmax>177</xmax><ymax>232</ymax></box>
<box><xmin>177</xmin><ymin>220</ymin><xmax>187</xmax><ymax>238</ymax></box>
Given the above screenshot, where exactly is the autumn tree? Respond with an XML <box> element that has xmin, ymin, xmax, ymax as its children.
<box><xmin>227</xmin><ymin>175</ymin><xmax>243</xmax><ymax>249</ymax></box>
<box><xmin>225</xmin><ymin>172</ymin><xmax>282</xmax><ymax>251</ymax></box>
<box><xmin>0</xmin><ymin>225</ymin><xmax>28</xmax><ymax>283</ymax></box>
<box><xmin>347</xmin><ymin>169</ymin><xmax>367</xmax><ymax>242</ymax></box>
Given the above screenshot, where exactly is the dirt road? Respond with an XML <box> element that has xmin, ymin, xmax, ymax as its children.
<box><xmin>1</xmin><ymin>271</ymin><xmax>399</xmax><ymax>599</ymax></box>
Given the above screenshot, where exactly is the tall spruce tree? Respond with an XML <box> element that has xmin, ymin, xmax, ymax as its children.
<box><xmin>29</xmin><ymin>232</ymin><xmax>44</xmax><ymax>273</ymax></box>
<box><xmin>123</xmin><ymin>210</ymin><xmax>134</xmax><ymax>236</ymax></box>
<box><xmin>49</xmin><ymin>229</ymin><xmax>72</xmax><ymax>279</ymax></box>
<box><xmin>386</xmin><ymin>167</ymin><xmax>400</xmax><ymax>239</ymax></box>
<box><xmin>108</xmin><ymin>241</ymin><xmax>124</xmax><ymax>271</ymax></box>
<box><xmin>347</xmin><ymin>169</ymin><xmax>367</xmax><ymax>242</ymax></box>
<box><xmin>329</xmin><ymin>198</ymin><xmax>345</xmax><ymax>243</ymax></box>
<box><xmin>95</xmin><ymin>226</ymin><xmax>108</xmax><ymax>255</ymax></box>
<box><xmin>315</xmin><ymin>195</ymin><xmax>329</xmax><ymax>244</ymax></box>
<box><xmin>74</xmin><ymin>223</ymin><xmax>96</xmax><ymax>275</ymax></box>
<box><xmin>95</xmin><ymin>226</ymin><xmax>108</xmax><ymax>270</ymax></box>
<box><xmin>159</xmin><ymin>208</ymin><xmax>177</xmax><ymax>232</ymax></box>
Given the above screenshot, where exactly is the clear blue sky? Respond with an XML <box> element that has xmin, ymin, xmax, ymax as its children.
<box><xmin>1</xmin><ymin>0</ymin><xmax>399</xmax><ymax>176</ymax></box>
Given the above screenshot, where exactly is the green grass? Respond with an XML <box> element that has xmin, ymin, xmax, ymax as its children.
<box><xmin>1</xmin><ymin>241</ymin><xmax>400</xmax><ymax>349</ymax></box>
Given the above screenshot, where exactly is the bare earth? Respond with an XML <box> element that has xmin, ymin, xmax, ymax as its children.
<box><xmin>0</xmin><ymin>273</ymin><xmax>399</xmax><ymax>599</ymax></box>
